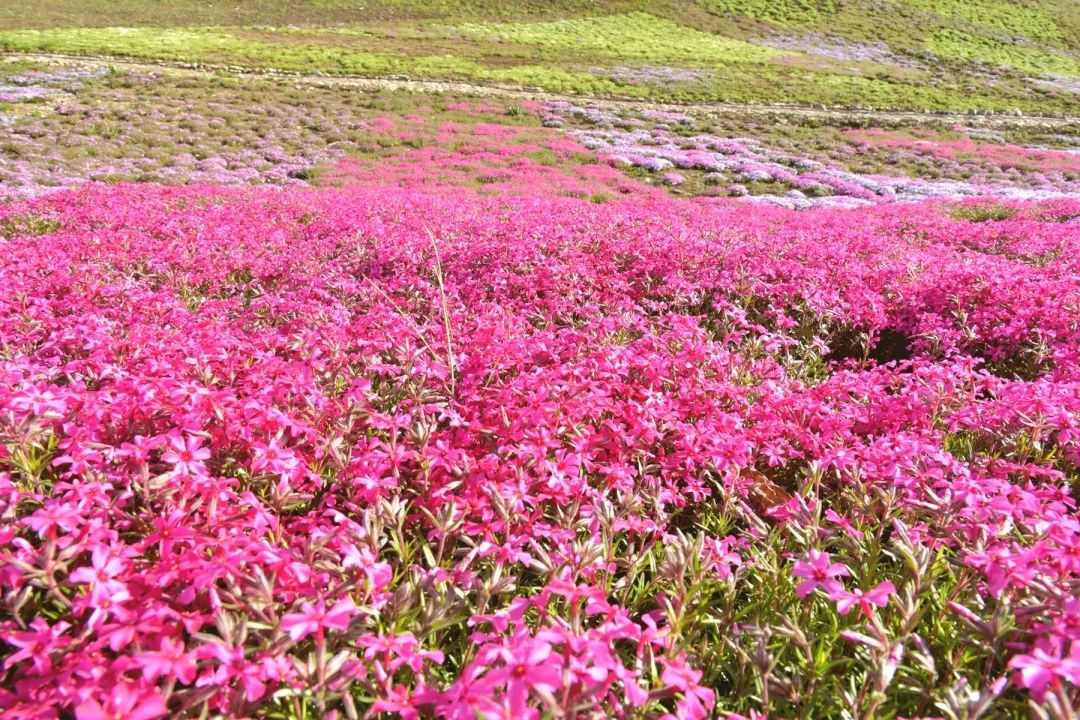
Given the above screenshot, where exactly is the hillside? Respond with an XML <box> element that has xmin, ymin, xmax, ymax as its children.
<box><xmin>1</xmin><ymin>0</ymin><xmax>1077</xmax><ymax>112</ymax></box>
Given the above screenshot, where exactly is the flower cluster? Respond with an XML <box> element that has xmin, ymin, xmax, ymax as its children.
<box><xmin>542</xmin><ymin>101</ymin><xmax>1080</xmax><ymax>208</ymax></box>
<box><xmin>0</xmin><ymin>67</ymin><xmax>106</xmax><ymax>104</ymax></box>
<box><xmin>0</xmin><ymin>68</ymin><xmax>374</xmax><ymax>201</ymax></box>
<box><xmin>582</xmin><ymin>65</ymin><xmax>713</xmax><ymax>86</ymax></box>
<box><xmin>755</xmin><ymin>34</ymin><xmax>924</xmax><ymax>68</ymax></box>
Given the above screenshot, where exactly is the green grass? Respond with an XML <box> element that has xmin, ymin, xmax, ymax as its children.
<box><xmin>0</xmin><ymin>1</ymin><xmax>646</xmax><ymax>28</ymax></box>
<box><xmin>907</xmin><ymin>0</ymin><xmax>1065</xmax><ymax>46</ymax></box>
<box><xmin>459</xmin><ymin>12</ymin><xmax>783</xmax><ymax>65</ymax></box>
<box><xmin>0</xmin><ymin>1</ymin><xmax>1077</xmax><ymax>113</ymax></box>
<box><xmin>928</xmin><ymin>29</ymin><xmax>1079</xmax><ymax>77</ymax></box>
<box><xmin>0</xmin><ymin>27</ymin><xmax>401</xmax><ymax>73</ymax></box>
<box><xmin>946</xmin><ymin>203</ymin><xmax>1018</xmax><ymax>223</ymax></box>
<box><xmin>705</xmin><ymin>0</ymin><xmax>839</xmax><ymax>26</ymax></box>
<box><xmin>700</xmin><ymin>0</ymin><xmax>1080</xmax><ymax>51</ymax></box>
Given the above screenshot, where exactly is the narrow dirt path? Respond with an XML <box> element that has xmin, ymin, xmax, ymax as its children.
<box><xmin>5</xmin><ymin>51</ymin><xmax>1078</xmax><ymax>130</ymax></box>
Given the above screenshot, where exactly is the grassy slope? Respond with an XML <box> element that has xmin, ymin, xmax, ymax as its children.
<box><xmin>0</xmin><ymin>0</ymin><xmax>1077</xmax><ymax>112</ymax></box>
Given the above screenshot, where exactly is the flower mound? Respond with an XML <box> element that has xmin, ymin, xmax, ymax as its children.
<box><xmin>0</xmin><ymin>184</ymin><xmax>1079</xmax><ymax>718</ymax></box>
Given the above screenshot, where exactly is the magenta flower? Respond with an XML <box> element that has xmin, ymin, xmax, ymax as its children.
<box><xmin>75</xmin><ymin>683</ymin><xmax>168</xmax><ymax>720</ymax></box>
<box><xmin>69</xmin><ymin>545</ymin><xmax>128</xmax><ymax>605</ymax></box>
<box><xmin>359</xmin><ymin>632</ymin><xmax>444</xmax><ymax>673</ymax></box>
<box><xmin>792</xmin><ymin>550</ymin><xmax>851</xmax><ymax>599</ymax></box>
<box><xmin>485</xmin><ymin>641</ymin><xmax>563</xmax><ymax>716</ymax></box>
<box><xmin>69</xmin><ymin>548</ymin><xmax>132</xmax><ymax>630</ymax></box>
<box><xmin>279</xmin><ymin>597</ymin><xmax>357</xmax><ymax>642</ymax></box>
<box><xmin>10</xmin><ymin>385</ymin><xmax>67</xmax><ymax>416</ymax></box>
<box><xmin>825</xmin><ymin>509</ymin><xmax>864</xmax><ymax>540</ymax></box>
<box><xmin>1009</xmin><ymin>647</ymin><xmax>1080</xmax><ymax>701</ymax></box>
<box><xmin>369</xmin><ymin>685</ymin><xmax>421</xmax><ymax>720</ymax></box>
<box><xmin>250</xmin><ymin>437</ymin><xmax>301</xmax><ymax>478</ymax></box>
<box><xmin>829</xmin><ymin>581</ymin><xmax>896</xmax><ymax>617</ymax></box>
<box><xmin>145</xmin><ymin>510</ymin><xmax>196</xmax><ymax>556</ymax></box>
<box><xmin>661</xmin><ymin>655</ymin><xmax>716</xmax><ymax>720</ymax></box>
<box><xmin>113</xmin><ymin>434</ymin><xmax>160</xmax><ymax>468</ymax></box>
<box><xmin>135</xmin><ymin>636</ymin><xmax>197</xmax><ymax>684</ymax></box>
<box><xmin>161</xmin><ymin>433</ymin><xmax>211</xmax><ymax>477</ymax></box>
<box><xmin>22</xmin><ymin>502</ymin><xmax>83</xmax><ymax>539</ymax></box>
<box><xmin>197</xmin><ymin>641</ymin><xmax>272</xmax><ymax>702</ymax></box>
<box><xmin>1</xmin><ymin>618</ymin><xmax>71</xmax><ymax>674</ymax></box>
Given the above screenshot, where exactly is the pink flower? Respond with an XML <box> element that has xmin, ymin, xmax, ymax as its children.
<box><xmin>792</xmin><ymin>550</ymin><xmax>850</xmax><ymax>599</ymax></box>
<box><xmin>251</xmin><ymin>437</ymin><xmax>301</xmax><ymax>478</ymax></box>
<box><xmin>75</xmin><ymin>683</ymin><xmax>168</xmax><ymax>720</ymax></box>
<box><xmin>1009</xmin><ymin>646</ymin><xmax>1080</xmax><ymax>701</ymax></box>
<box><xmin>279</xmin><ymin>597</ymin><xmax>357</xmax><ymax>642</ymax></box>
<box><xmin>135</xmin><ymin>636</ymin><xmax>198</xmax><ymax>684</ymax></box>
<box><xmin>197</xmin><ymin>641</ymin><xmax>271</xmax><ymax>702</ymax></box>
<box><xmin>112</xmin><ymin>434</ymin><xmax>160</xmax><ymax>467</ymax></box>
<box><xmin>702</xmin><ymin>536</ymin><xmax>743</xmax><ymax>580</ymax></box>
<box><xmin>161</xmin><ymin>432</ymin><xmax>211</xmax><ymax>477</ymax></box>
<box><xmin>69</xmin><ymin>551</ymin><xmax>132</xmax><ymax>630</ymax></box>
<box><xmin>830</xmin><ymin>581</ymin><xmax>896</xmax><ymax>618</ymax></box>
<box><xmin>22</xmin><ymin>502</ymin><xmax>83</xmax><ymax>538</ymax></box>
<box><xmin>10</xmin><ymin>385</ymin><xmax>67</xmax><ymax>417</ymax></box>
<box><xmin>145</xmin><ymin>510</ymin><xmax>196</xmax><ymax>556</ymax></box>
<box><xmin>69</xmin><ymin>545</ymin><xmax>128</xmax><ymax>605</ymax></box>
<box><xmin>4</xmin><ymin>148</ymin><xmax>1080</xmax><ymax>720</ymax></box>
<box><xmin>825</xmin><ymin>509</ymin><xmax>864</xmax><ymax>540</ymax></box>
<box><xmin>660</xmin><ymin>655</ymin><xmax>715</xmax><ymax>720</ymax></box>
<box><xmin>358</xmin><ymin>632</ymin><xmax>444</xmax><ymax>673</ymax></box>
<box><xmin>1</xmin><ymin>618</ymin><xmax>71</xmax><ymax>674</ymax></box>
<box><xmin>614</xmin><ymin>664</ymin><xmax>649</xmax><ymax>707</ymax></box>
<box><xmin>370</xmin><ymin>685</ymin><xmax>421</xmax><ymax>720</ymax></box>
<box><xmin>485</xmin><ymin>640</ymin><xmax>563</xmax><ymax>716</ymax></box>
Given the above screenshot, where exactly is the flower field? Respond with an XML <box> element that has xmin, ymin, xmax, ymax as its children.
<box><xmin>1</xmin><ymin>174</ymin><xmax>1079</xmax><ymax>719</ymax></box>
<box><xmin>1</xmin><ymin>5</ymin><xmax>1080</xmax><ymax>716</ymax></box>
